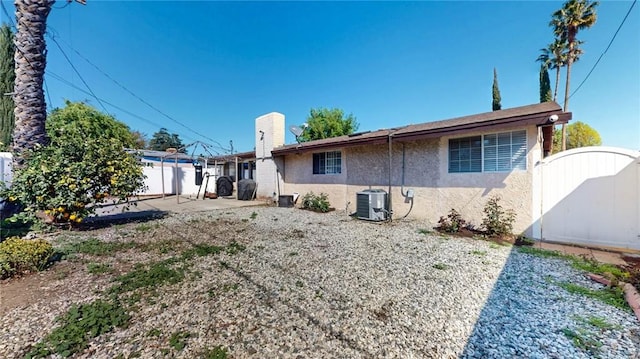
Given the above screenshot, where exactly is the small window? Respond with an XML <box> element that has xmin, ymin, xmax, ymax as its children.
<box><xmin>313</xmin><ymin>151</ymin><xmax>342</xmax><ymax>174</ymax></box>
<box><xmin>449</xmin><ymin>136</ymin><xmax>482</xmax><ymax>173</ymax></box>
<box><xmin>448</xmin><ymin>130</ymin><xmax>527</xmax><ymax>173</ymax></box>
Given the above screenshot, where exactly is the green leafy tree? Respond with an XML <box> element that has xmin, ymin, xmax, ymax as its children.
<box><xmin>12</xmin><ymin>0</ymin><xmax>55</xmax><ymax>167</ymax></box>
<box><xmin>5</xmin><ymin>102</ymin><xmax>146</xmax><ymax>225</ymax></box>
<box><xmin>299</xmin><ymin>108</ymin><xmax>359</xmax><ymax>142</ymax></box>
<box><xmin>539</xmin><ymin>65</ymin><xmax>552</xmax><ymax>103</ymax></box>
<box><xmin>130</xmin><ymin>130</ymin><xmax>147</xmax><ymax>149</ymax></box>
<box><xmin>0</xmin><ymin>23</ymin><xmax>15</xmax><ymax>151</ymax></box>
<box><xmin>148</xmin><ymin>128</ymin><xmax>185</xmax><ymax>152</ymax></box>
<box><xmin>552</xmin><ymin>121</ymin><xmax>602</xmax><ymax>153</ymax></box>
<box><xmin>492</xmin><ymin>68</ymin><xmax>501</xmax><ymax>111</ymax></box>
<box><xmin>47</xmin><ymin>101</ymin><xmax>137</xmax><ymax>148</ymax></box>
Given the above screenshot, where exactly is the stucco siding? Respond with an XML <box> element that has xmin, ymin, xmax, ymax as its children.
<box><xmin>278</xmin><ymin>125</ymin><xmax>540</xmax><ymax>236</ymax></box>
<box><xmin>434</xmin><ymin>125</ymin><xmax>539</xmax><ymax>235</ymax></box>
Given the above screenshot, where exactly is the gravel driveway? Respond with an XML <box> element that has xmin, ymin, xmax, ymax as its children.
<box><xmin>1</xmin><ymin>207</ymin><xmax>638</xmax><ymax>358</ymax></box>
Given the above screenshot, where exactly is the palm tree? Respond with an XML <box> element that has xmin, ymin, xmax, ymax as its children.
<box><xmin>537</xmin><ymin>39</ymin><xmax>567</xmax><ymax>102</ymax></box>
<box><xmin>550</xmin><ymin>0</ymin><xmax>598</xmax><ymax>112</ymax></box>
<box><xmin>11</xmin><ymin>0</ymin><xmax>55</xmax><ymax>167</ymax></box>
<box><xmin>550</xmin><ymin>0</ymin><xmax>598</xmax><ymax>151</ymax></box>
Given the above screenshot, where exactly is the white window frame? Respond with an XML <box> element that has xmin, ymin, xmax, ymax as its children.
<box><xmin>448</xmin><ymin>130</ymin><xmax>527</xmax><ymax>173</ymax></box>
<box><xmin>313</xmin><ymin>151</ymin><xmax>342</xmax><ymax>175</ymax></box>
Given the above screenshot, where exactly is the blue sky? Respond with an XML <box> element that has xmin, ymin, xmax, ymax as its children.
<box><xmin>1</xmin><ymin>0</ymin><xmax>638</xmax><ymax>153</ymax></box>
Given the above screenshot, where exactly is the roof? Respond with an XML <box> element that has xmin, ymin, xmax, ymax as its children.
<box><xmin>209</xmin><ymin>150</ymin><xmax>256</xmax><ymax>163</ymax></box>
<box><xmin>272</xmin><ymin>102</ymin><xmax>571</xmax><ymax>156</ymax></box>
<box><xmin>127</xmin><ymin>149</ymin><xmax>194</xmax><ymax>161</ymax></box>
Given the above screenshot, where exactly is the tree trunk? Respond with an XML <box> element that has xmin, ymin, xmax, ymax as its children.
<box><xmin>562</xmin><ymin>43</ymin><xmax>574</xmax><ymax>152</ymax></box>
<box><xmin>563</xmin><ymin>56</ymin><xmax>572</xmax><ymax>113</ymax></box>
<box><xmin>11</xmin><ymin>0</ymin><xmax>55</xmax><ymax>167</ymax></box>
<box><xmin>553</xmin><ymin>66</ymin><xmax>560</xmax><ymax>102</ymax></box>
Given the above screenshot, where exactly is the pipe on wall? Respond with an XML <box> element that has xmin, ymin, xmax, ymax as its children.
<box><xmin>387</xmin><ymin>131</ymin><xmax>393</xmax><ymax>220</ymax></box>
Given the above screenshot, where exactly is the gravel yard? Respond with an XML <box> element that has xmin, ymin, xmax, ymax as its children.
<box><xmin>1</xmin><ymin>207</ymin><xmax>639</xmax><ymax>358</ymax></box>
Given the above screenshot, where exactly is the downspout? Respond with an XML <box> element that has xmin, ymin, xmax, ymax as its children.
<box><xmin>387</xmin><ymin>131</ymin><xmax>393</xmax><ymax>221</ymax></box>
<box><xmin>401</xmin><ymin>143</ymin><xmax>406</xmax><ymax>197</ymax></box>
<box><xmin>398</xmin><ymin>143</ymin><xmax>415</xmax><ymax>220</ymax></box>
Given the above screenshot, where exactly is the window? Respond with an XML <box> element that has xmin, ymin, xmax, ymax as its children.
<box><xmin>313</xmin><ymin>151</ymin><xmax>342</xmax><ymax>174</ymax></box>
<box><xmin>448</xmin><ymin>130</ymin><xmax>527</xmax><ymax>173</ymax></box>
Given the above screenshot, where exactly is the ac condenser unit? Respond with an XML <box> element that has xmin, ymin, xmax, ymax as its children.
<box><xmin>356</xmin><ymin>189</ymin><xmax>388</xmax><ymax>221</ymax></box>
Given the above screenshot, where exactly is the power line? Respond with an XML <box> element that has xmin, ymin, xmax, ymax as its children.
<box><xmin>3</xmin><ymin>1</ymin><xmax>230</xmax><ymax>154</ymax></box>
<box><xmin>46</xmin><ymin>71</ymin><xmax>228</xmax><ymax>153</ymax></box>
<box><xmin>1</xmin><ymin>7</ymin><xmax>229</xmax><ymax>154</ymax></box>
<box><xmin>569</xmin><ymin>0</ymin><xmax>637</xmax><ymax>99</ymax></box>
<box><xmin>48</xmin><ymin>33</ymin><xmax>110</xmax><ymax>114</ymax></box>
<box><xmin>52</xmin><ymin>1</ymin><xmax>72</xmax><ymax>10</ymax></box>
<box><xmin>47</xmin><ymin>27</ymin><xmax>231</xmax><ymax>152</ymax></box>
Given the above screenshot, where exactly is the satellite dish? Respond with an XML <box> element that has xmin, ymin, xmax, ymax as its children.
<box><xmin>289</xmin><ymin>125</ymin><xmax>304</xmax><ymax>137</ymax></box>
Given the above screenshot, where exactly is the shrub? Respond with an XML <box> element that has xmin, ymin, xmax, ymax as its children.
<box><xmin>0</xmin><ymin>237</ymin><xmax>53</xmax><ymax>279</ymax></box>
<box><xmin>301</xmin><ymin>192</ymin><xmax>330</xmax><ymax>213</ymax></box>
<box><xmin>3</xmin><ymin>102</ymin><xmax>147</xmax><ymax>226</ymax></box>
<box><xmin>437</xmin><ymin>209</ymin><xmax>466</xmax><ymax>233</ymax></box>
<box><xmin>482</xmin><ymin>195</ymin><xmax>516</xmax><ymax>236</ymax></box>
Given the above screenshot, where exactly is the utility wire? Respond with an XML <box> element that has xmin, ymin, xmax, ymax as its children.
<box><xmin>46</xmin><ymin>71</ymin><xmax>229</xmax><ymax>153</ymax></box>
<box><xmin>48</xmin><ymin>34</ymin><xmax>110</xmax><ymax>114</ymax></box>
<box><xmin>569</xmin><ymin>0</ymin><xmax>637</xmax><ymax>99</ymax></box>
<box><xmin>52</xmin><ymin>1</ymin><xmax>72</xmax><ymax>10</ymax></box>
<box><xmin>4</xmin><ymin>1</ymin><xmax>231</xmax><ymax>154</ymax></box>
<box><xmin>47</xmin><ymin>26</ymin><xmax>231</xmax><ymax>152</ymax></box>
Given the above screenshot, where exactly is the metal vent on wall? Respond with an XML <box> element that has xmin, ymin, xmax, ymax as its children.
<box><xmin>356</xmin><ymin>189</ymin><xmax>388</xmax><ymax>221</ymax></box>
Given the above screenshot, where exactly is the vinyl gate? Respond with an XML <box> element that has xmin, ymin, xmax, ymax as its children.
<box><xmin>533</xmin><ymin>147</ymin><xmax>640</xmax><ymax>250</ymax></box>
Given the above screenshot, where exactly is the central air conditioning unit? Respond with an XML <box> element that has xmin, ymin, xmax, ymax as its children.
<box><xmin>356</xmin><ymin>189</ymin><xmax>388</xmax><ymax>221</ymax></box>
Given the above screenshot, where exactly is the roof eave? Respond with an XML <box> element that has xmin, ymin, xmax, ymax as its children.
<box><xmin>272</xmin><ymin>111</ymin><xmax>571</xmax><ymax>156</ymax></box>
<box><xmin>394</xmin><ymin>111</ymin><xmax>572</xmax><ymax>141</ymax></box>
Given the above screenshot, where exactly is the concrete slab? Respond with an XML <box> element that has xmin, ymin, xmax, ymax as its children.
<box><xmin>133</xmin><ymin>195</ymin><xmax>266</xmax><ymax>213</ymax></box>
<box><xmin>89</xmin><ymin>195</ymin><xmax>266</xmax><ymax>224</ymax></box>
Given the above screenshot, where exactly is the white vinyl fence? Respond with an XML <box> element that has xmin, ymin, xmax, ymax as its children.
<box><xmin>0</xmin><ymin>152</ymin><xmax>218</xmax><ymax>196</ymax></box>
<box><xmin>138</xmin><ymin>164</ymin><xmax>220</xmax><ymax>196</ymax></box>
<box><xmin>533</xmin><ymin>147</ymin><xmax>640</xmax><ymax>250</ymax></box>
<box><xmin>0</xmin><ymin>152</ymin><xmax>12</xmax><ymax>187</ymax></box>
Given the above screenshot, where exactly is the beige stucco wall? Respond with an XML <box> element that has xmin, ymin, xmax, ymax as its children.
<box><xmin>255</xmin><ymin>112</ymin><xmax>285</xmax><ymax>199</ymax></box>
<box><xmin>280</xmin><ymin>125</ymin><xmax>541</xmax><ymax>236</ymax></box>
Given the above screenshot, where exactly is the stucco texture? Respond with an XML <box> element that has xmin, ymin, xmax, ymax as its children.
<box><xmin>280</xmin><ymin>126</ymin><xmax>540</xmax><ymax>236</ymax></box>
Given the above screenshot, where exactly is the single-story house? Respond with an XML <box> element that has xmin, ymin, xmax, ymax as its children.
<box><xmin>254</xmin><ymin>102</ymin><xmax>571</xmax><ymax>237</ymax></box>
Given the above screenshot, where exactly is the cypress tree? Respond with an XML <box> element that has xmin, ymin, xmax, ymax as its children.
<box><xmin>492</xmin><ymin>68</ymin><xmax>502</xmax><ymax>111</ymax></box>
<box><xmin>0</xmin><ymin>23</ymin><xmax>15</xmax><ymax>150</ymax></box>
<box><xmin>539</xmin><ymin>65</ymin><xmax>552</xmax><ymax>103</ymax></box>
